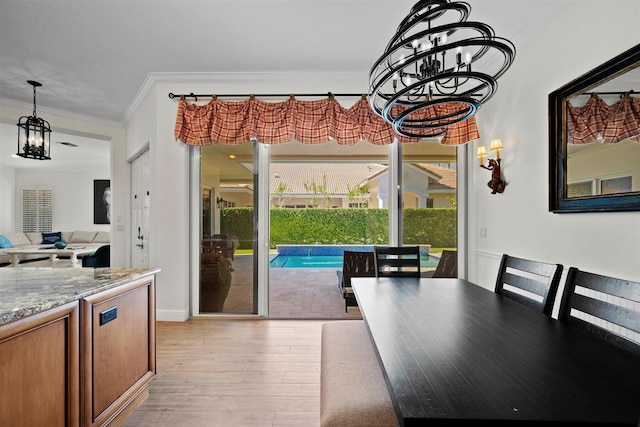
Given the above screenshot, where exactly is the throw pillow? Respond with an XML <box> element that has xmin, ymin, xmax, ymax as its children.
<box><xmin>70</xmin><ymin>231</ymin><xmax>98</xmax><ymax>243</ymax></box>
<box><xmin>26</xmin><ymin>232</ymin><xmax>42</xmax><ymax>244</ymax></box>
<box><xmin>93</xmin><ymin>231</ymin><xmax>110</xmax><ymax>243</ymax></box>
<box><xmin>5</xmin><ymin>233</ymin><xmax>30</xmax><ymax>246</ymax></box>
<box><xmin>42</xmin><ymin>232</ymin><xmax>62</xmax><ymax>244</ymax></box>
<box><xmin>0</xmin><ymin>235</ymin><xmax>13</xmax><ymax>248</ymax></box>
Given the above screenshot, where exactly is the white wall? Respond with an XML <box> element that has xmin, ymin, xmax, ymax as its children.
<box><xmin>0</xmin><ymin>104</ymin><xmax>127</xmax><ymax>264</ymax></box>
<box><xmin>467</xmin><ymin>1</ymin><xmax>640</xmax><ymax>317</ymax></box>
<box><xmin>13</xmin><ymin>169</ymin><xmax>110</xmax><ymax>232</ymax></box>
<box><xmin>127</xmin><ymin>84</ymin><xmax>193</xmax><ymax>321</ymax></box>
<box><xmin>127</xmin><ymin>73</ymin><xmax>368</xmax><ymax>321</ymax></box>
<box><xmin>0</xmin><ymin>166</ymin><xmax>15</xmax><ymax>232</ymax></box>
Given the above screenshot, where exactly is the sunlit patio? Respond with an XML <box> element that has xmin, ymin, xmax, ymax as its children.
<box><xmin>217</xmin><ymin>252</ymin><xmax>439</xmax><ymax>318</ymax></box>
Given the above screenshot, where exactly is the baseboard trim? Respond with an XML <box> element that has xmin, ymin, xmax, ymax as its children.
<box><xmin>156</xmin><ymin>309</ymin><xmax>189</xmax><ymax>322</ymax></box>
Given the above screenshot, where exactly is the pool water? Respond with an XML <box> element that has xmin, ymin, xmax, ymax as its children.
<box><xmin>270</xmin><ymin>255</ymin><xmax>344</xmax><ymax>268</ymax></box>
<box><xmin>270</xmin><ymin>254</ymin><xmax>440</xmax><ymax>269</ymax></box>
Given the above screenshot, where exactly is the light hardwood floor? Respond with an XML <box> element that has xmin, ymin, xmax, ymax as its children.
<box><xmin>123</xmin><ymin>319</ymin><xmax>327</xmax><ymax>427</ymax></box>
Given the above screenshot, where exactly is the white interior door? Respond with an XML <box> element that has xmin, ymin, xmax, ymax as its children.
<box><xmin>131</xmin><ymin>150</ymin><xmax>150</xmax><ymax>268</ymax></box>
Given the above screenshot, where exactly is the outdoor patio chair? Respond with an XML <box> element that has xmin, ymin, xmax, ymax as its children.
<box><xmin>558</xmin><ymin>267</ymin><xmax>640</xmax><ymax>357</ymax></box>
<box><xmin>373</xmin><ymin>246</ymin><xmax>421</xmax><ymax>278</ymax></box>
<box><xmin>494</xmin><ymin>254</ymin><xmax>563</xmax><ymax>316</ymax></box>
<box><xmin>338</xmin><ymin>251</ymin><xmax>376</xmax><ymax>312</ymax></box>
<box><xmin>423</xmin><ymin>250</ymin><xmax>458</xmax><ymax>278</ymax></box>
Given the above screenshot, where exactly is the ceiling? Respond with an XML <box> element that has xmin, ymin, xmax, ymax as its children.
<box><xmin>0</xmin><ymin>0</ymin><xmax>569</xmax><ymax>124</ymax></box>
<box><xmin>0</xmin><ymin>0</ymin><xmax>569</xmax><ymax>170</ymax></box>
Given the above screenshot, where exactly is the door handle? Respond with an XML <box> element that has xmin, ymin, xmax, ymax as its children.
<box><xmin>136</xmin><ymin>243</ymin><xmax>144</xmax><ymax>249</ymax></box>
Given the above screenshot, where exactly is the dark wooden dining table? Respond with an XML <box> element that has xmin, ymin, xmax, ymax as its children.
<box><xmin>351</xmin><ymin>277</ymin><xmax>640</xmax><ymax>426</ymax></box>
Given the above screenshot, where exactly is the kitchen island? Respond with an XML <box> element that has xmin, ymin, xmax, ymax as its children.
<box><xmin>0</xmin><ymin>267</ymin><xmax>160</xmax><ymax>427</ymax></box>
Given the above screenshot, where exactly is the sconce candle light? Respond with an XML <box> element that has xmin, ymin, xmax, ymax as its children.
<box><xmin>477</xmin><ymin>138</ymin><xmax>507</xmax><ymax>194</ymax></box>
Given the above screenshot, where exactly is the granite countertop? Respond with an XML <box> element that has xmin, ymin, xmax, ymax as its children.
<box><xmin>0</xmin><ymin>267</ymin><xmax>161</xmax><ymax>326</ymax></box>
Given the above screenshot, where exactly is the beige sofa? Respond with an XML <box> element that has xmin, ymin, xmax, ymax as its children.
<box><xmin>0</xmin><ymin>231</ymin><xmax>110</xmax><ymax>265</ymax></box>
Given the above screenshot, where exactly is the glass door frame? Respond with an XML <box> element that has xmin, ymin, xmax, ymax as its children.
<box><xmin>389</xmin><ymin>139</ymin><xmax>402</xmax><ymax>246</ymax></box>
<box><xmin>189</xmin><ymin>140</ymin><xmax>468</xmax><ymax>316</ymax></box>
<box><xmin>189</xmin><ymin>143</ymin><xmax>270</xmax><ymax>317</ymax></box>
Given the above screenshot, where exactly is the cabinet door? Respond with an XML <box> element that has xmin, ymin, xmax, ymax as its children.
<box><xmin>0</xmin><ymin>302</ymin><xmax>80</xmax><ymax>427</ymax></box>
<box><xmin>82</xmin><ymin>276</ymin><xmax>155</xmax><ymax>427</ymax></box>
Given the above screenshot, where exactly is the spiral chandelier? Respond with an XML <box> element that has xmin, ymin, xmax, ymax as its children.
<box><xmin>368</xmin><ymin>0</ymin><xmax>516</xmax><ymax>138</ymax></box>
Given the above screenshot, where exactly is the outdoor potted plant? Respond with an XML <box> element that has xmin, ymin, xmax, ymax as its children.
<box><xmin>199</xmin><ymin>250</ymin><xmax>233</xmax><ymax>312</ymax></box>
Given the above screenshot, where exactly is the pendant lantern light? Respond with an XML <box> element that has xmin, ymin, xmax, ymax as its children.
<box><xmin>17</xmin><ymin>80</ymin><xmax>52</xmax><ymax>160</ymax></box>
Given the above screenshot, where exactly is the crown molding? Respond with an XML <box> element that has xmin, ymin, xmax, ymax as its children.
<box><xmin>123</xmin><ymin>71</ymin><xmax>370</xmax><ymax>124</ymax></box>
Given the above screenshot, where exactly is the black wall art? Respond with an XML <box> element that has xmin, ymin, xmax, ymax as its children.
<box><xmin>94</xmin><ymin>179</ymin><xmax>111</xmax><ymax>224</ymax></box>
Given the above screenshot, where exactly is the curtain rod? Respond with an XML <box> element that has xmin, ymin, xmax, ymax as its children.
<box><xmin>579</xmin><ymin>90</ymin><xmax>637</xmax><ymax>97</ymax></box>
<box><xmin>168</xmin><ymin>92</ymin><xmax>366</xmax><ymax>101</ymax></box>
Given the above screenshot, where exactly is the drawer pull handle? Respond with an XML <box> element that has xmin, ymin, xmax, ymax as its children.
<box><xmin>99</xmin><ymin>306</ymin><xmax>118</xmax><ymax>325</ymax></box>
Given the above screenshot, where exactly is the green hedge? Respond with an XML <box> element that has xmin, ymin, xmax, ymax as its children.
<box><xmin>221</xmin><ymin>207</ymin><xmax>456</xmax><ymax>249</ymax></box>
<box><xmin>219</xmin><ymin>208</ymin><xmax>254</xmax><ymax>249</ymax></box>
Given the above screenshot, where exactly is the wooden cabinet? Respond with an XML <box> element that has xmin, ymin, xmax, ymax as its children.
<box><xmin>0</xmin><ymin>302</ymin><xmax>80</xmax><ymax>427</ymax></box>
<box><xmin>0</xmin><ymin>271</ymin><xmax>156</xmax><ymax>427</ymax></box>
<box><xmin>81</xmin><ymin>276</ymin><xmax>156</xmax><ymax>427</ymax></box>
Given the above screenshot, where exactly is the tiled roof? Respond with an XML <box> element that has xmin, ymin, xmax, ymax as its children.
<box><xmin>220</xmin><ymin>162</ymin><xmax>456</xmax><ymax>194</ymax></box>
<box><xmin>268</xmin><ymin>163</ymin><xmax>386</xmax><ymax>195</ymax></box>
<box><xmin>416</xmin><ymin>164</ymin><xmax>457</xmax><ymax>190</ymax></box>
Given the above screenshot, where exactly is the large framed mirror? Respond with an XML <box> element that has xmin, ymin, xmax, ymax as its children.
<box><xmin>549</xmin><ymin>44</ymin><xmax>640</xmax><ymax>213</ymax></box>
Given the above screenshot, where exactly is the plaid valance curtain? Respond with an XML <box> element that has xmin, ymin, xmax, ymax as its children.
<box><xmin>567</xmin><ymin>93</ymin><xmax>640</xmax><ymax>144</ymax></box>
<box><xmin>174</xmin><ymin>96</ymin><xmax>479</xmax><ymax>146</ymax></box>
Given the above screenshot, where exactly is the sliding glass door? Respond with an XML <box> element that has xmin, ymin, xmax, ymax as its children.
<box><xmin>401</xmin><ymin>141</ymin><xmax>457</xmax><ymax>274</ymax></box>
<box><xmin>192</xmin><ymin>137</ymin><xmax>457</xmax><ymax>317</ymax></box>
<box><xmin>198</xmin><ymin>143</ymin><xmax>257</xmax><ymax>314</ymax></box>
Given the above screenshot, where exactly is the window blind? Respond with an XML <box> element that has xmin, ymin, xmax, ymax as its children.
<box><xmin>21</xmin><ymin>188</ymin><xmax>53</xmax><ymax>233</ymax></box>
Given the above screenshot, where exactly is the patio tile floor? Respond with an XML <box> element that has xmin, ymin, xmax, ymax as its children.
<box><xmin>214</xmin><ymin>254</ymin><xmax>362</xmax><ymax>319</ymax></box>
<box><xmin>208</xmin><ymin>252</ymin><xmax>439</xmax><ymax>319</ymax></box>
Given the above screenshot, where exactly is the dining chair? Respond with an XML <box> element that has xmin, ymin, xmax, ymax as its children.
<box><xmin>423</xmin><ymin>250</ymin><xmax>457</xmax><ymax>278</ymax></box>
<box><xmin>374</xmin><ymin>246</ymin><xmax>421</xmax><ymax>278</ymax></box>
<box><xmin>558</xmin><ymin>267</ymin><xmax>640</xmax><ymax>357</ymax></box>
<box><xmin>337</xmin><ymin>251</ymin><xmax>376</xmax><ymax>312</ymax></box>
<box><xmin>494</xmin><ymin>254</ymin><xmax>563</xmax><ymax>315</ymax></box>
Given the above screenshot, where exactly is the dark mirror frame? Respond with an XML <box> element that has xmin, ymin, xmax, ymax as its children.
<box><xmin>549</xmin><ymin>44</ymin><xmax>640</xmax><ymax>213</ymax></box>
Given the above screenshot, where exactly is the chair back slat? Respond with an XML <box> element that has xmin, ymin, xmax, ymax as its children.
<box><xmin>570</xmin><ymin>270</ymin><xmax>640</xmax><ymax>302</ymax></box>
<box><xmin>495</xmin><ymin>254</ymin><xmax>563</xmax><ymax>315</ymax></box>
<box><xmin>339</xmin><ymin>250</ymin><xmax>376</xmax><ymax>312</ymax></box>
<box><xmin>500</xmin><ymin>271</ymin><xmax>554</xmax><ymax>299</ymax></box>
<box><xmin>559</xmin><ymin>267</ymin><xmax>640</xmax><ymax>357</ymax></box>
<box><xmin>342</xmin><ymin>251</ymin><xmax>376</xmax><ymax>287</ymax></box>
<box><xmin>374</xmin><ymin>246</ymin><xmax>421</xmax><ymax>278</ymax></box>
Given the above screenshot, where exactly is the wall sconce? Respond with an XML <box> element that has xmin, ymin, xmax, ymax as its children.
<box><xmin>476</xmin><ymin>139</ymin><xmax>507</xmax><ymax>194</ymax></box>
<box><xmin>216</xmin><ymin>197</ymin><xmax>226</xmax><ymax>208</ymax></box>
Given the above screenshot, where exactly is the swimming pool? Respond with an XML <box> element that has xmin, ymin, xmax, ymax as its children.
<box><xmin>269</xmin><ymin>244</ymin><xmax>439</xmax><ymax>269</ymax></box>
<box><xmin>270</xmin><ymin>255</ymin><xmax>345</xmax><ymax>269</ymax></box>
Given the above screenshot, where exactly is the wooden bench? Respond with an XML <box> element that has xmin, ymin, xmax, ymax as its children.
<box><xmin>320</xmin><ymin>320</ymin><xmax>398</xmax><ymax>427</ymax></box>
